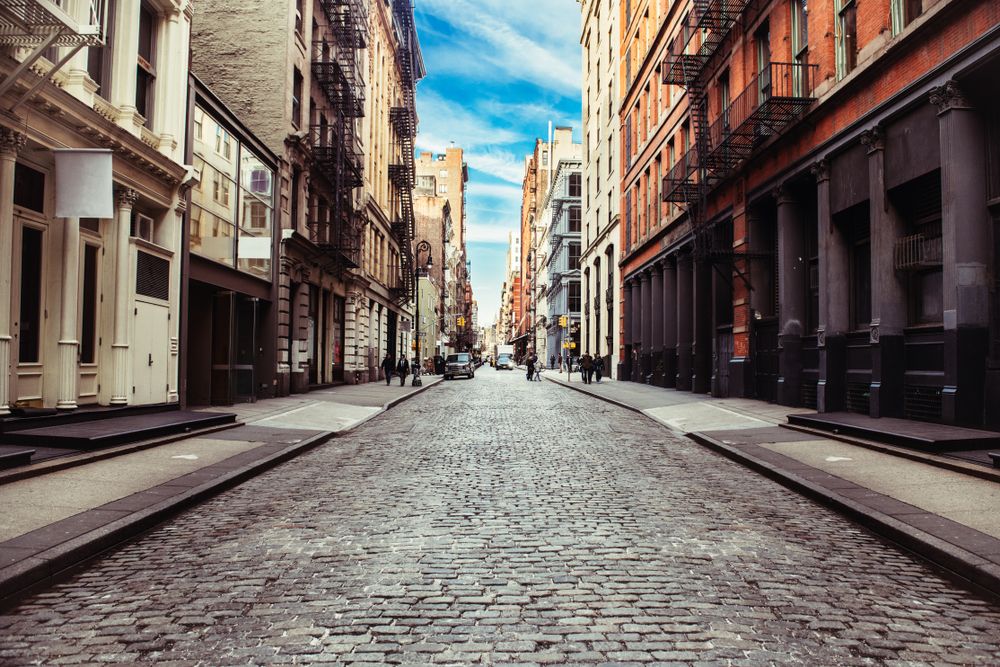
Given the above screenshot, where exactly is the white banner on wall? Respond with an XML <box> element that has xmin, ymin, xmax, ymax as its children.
<box><xmin>53</xmin><ymin>149</ymin><xmax>114</xmax><ymax>219</ymax></box>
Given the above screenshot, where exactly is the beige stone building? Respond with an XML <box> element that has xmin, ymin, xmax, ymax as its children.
<box><xmin>0</xmin><ymin>0</ymin><xmax>193</xmax><ymax>411</ymax></box>
<box><xmin>580</xmin><ymin>0</ymin><xmax>621</xmax><ymax>377</ymax></box>
<box><xmin>192</xmin><ymin>0</ymin><xmax>423</xmax><ymax>389</ymax></box>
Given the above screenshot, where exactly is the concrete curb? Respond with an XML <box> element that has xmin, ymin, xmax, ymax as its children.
<box><xmin>687</xmin><ymin>430</ymin><xmax>1000</xmax><ymax>600</ymax></box>
<box><xmin>0</xmin><ymin>378</ymin><xmax>443</xmax><ymax>607</ymax></box>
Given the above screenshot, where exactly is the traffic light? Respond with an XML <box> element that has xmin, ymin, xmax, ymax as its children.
<box><xmin>457</xmin><ymin>316</ymin><xmax>466</xmax><ymax>328</ymax></box>
<box><xmin>559</xmin><ymin>315</ymin><xmax>568</xmax><ymax>327</ymax></box>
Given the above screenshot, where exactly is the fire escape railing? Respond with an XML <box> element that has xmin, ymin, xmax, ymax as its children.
<box><xmin>662</xmin><ymin>61</ymin><xmax>818</xmax><ymax>204</ymax></box>
<box><xmin>307</xmin><ymin>0</ymin><xmax>367</xmax><ymax>272</ymax></box>
<box><xmin>389</xmin><ymin>0</ymin><xmax>418</xmax><ymax>305</ymax></box>
<box><xmin>660</xmin><ymin>0</ymin><xmax>821</xmax><ymax>261</ymax></box>
<box><xmin>0</xmin><ymin>0</ymin><xmax>108</xmax><ymax>104</ymax></box>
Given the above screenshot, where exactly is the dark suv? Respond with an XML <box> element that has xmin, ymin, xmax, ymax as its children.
<box><xmin>444</xmin><ymin>353</ymin><xmax>475</xmax><ymax>380</ymax></box>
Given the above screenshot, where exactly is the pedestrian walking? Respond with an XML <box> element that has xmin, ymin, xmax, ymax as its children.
<box><xmin>396</xmin><ymin>356</ymin><xmax>410</xmax><ymax>386</ymax></box>
<box><xmin>594</xmin><ymin>355</ymin><xmax>604</xmax><ymax>383</ymax></box>
<box><xmin>549</xmin><ymin>354</ymin><xmax>555</xmax><ymax>370</ymax></box>
<box><xmin>380</xmin><ymin>353</ymin><xmax>395</xmax><ymax>386</ymax></box>
<box><xmin>582</xmin><ymin>353</ymin><xmax>594</xmax><ymax>384</ymax></box>
<box><xmin>533</xmin><ymin>362</ymin><xmax>542</xmax><ymax>381</ymax></box>
<box><xmin>526</xmin><ymin>354</ymin><xmax>535</xmax><ymax>381</ymax></box>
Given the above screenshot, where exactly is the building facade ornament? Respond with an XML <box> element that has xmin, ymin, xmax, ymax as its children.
<box><xmin>810</xmin><ymin>158</ymin><xmax>830</xmax><ymax>183</ymax></box>
<box><xmin>116</xmin><ymin>188</ymin><xmax>139</xmax><ymax>209</ymax></box>
<box><xmin>0</xmin><ymin>128</ymin><xmax>26</xmax><ymax>158</ymax></box>
<box><xmin>860</xmin><ymin>126</ymin><xmax>885</xmax><ymax>154</ymax></box>
<box><xmin>930</xmin><ymin>79</ymin><xmax>972</xmax><ymax>114</ymax></box>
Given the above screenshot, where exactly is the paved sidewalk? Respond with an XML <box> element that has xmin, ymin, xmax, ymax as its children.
<box><xmin>0</xmin><ymin>377</ymin><xmax>441</xmax><ymax>603</ymax></box>
<box><xmin>546</xmin><ymin>372</ymin><xmax>1000</xmax><ymax>597</ymax></box>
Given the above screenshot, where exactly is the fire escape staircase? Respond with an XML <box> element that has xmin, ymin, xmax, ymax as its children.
<box><xmin>308</xmin><ymin>0</ymin><xmax>368</xmax><ymax>272</ymax></box>
<box><xmin>660</xmin><ymin>0</ymin><xmax>818</xmax><ymax>261</ymax></box>
<box><xmin>388</xmin><ymin>0</ymin><xmax>418</xmax><ymax>305</ymax></box>
<box><xmin>0</xmin><ymin>0</ymin><xmax>107</xmax><ymax>109</ymax></box>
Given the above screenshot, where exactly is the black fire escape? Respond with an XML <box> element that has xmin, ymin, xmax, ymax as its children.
<box><xmin>308</xmin><ymin>0</ymin><xmax>367</xmax><ymax>269</ymax></box>
<box><xmin>661</xmin><ymin>0</ymin><xmax>818</xmax><ymax>259</ymax></box>
<box><xmin>387</xmin><ymin>0</ymin><xmax>420</xmax><ymax>305</ymax></box>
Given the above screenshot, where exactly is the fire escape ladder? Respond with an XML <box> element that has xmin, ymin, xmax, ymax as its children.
<box><xmin>309</xmin><ymin>0</ymin><xmax>368</xmax><ymax>272</ymax></box>
<box><xmin>389</xmin><ymin>0</ymin><xmax>418</xmax><ymax>305</ymax></box>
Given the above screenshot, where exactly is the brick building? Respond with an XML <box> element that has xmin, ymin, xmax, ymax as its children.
<box><xmin>619</xmin><ymin>0</ymin><xmax>1000</xmax><ymax>428</ymax></box>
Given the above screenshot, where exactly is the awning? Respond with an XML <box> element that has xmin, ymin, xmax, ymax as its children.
<box><xmin>508</xmin><ymin>333</ymin><xmax>530</xmax><ymax>344</ymax></box>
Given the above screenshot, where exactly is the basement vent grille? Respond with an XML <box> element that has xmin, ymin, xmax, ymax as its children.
<box><xmin>800</xmin><ymin>382</ymin><xmax>818</xmax><ymax>410</ymax></box>
<box><xmin>904</xmin><ymin>384</ymin><xmax>943</xmax><ymax>422</ymax></box>
<box><xmin>845</xmin><ymin>382</ymin><xmax>870</xmax><ymax>415</ymax></box>
<box><xmin>136</xmin><ymin>251</ymin><xmax>169</xmax><ymax>301</ymax></box>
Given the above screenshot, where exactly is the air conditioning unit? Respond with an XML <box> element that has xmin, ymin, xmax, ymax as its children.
<box><xmin>133</xmin><ymin>213</ymin><xmax>154</xmax><ymax>243</ymax></box>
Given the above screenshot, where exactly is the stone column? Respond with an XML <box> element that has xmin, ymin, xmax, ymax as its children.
<box><xmin>57</xmin><ymin>218</ymin><xmax>81</xmax><ymax>410</ymax></box>
<box><xmin>0</xmin><ymin>129</ymin><xmax>25</xmax><ymax>414</ymax></box>
<box><xmin>775</xmin><ymin>185</ymin><xmax>807</xmax><ymax>407</ymax></box>
<box><xmin>662</xmin><ymin>257</ymin><xmax>677</xmax><ymax>389</ymax></box>
<box><xmin>863</xmin><ymin>127</ymin><xmax>906</xmax><ymax>418</ymax></box>
<box><xmin>640</xmin><ymin>271</ymin><xmax>652</xmax><ymax>383</ymax></box>
<box><xmin>621</xmin><ymin>278</ymin><xmax>632</xmax><ymax>380</ymax></box>
<box><xmin>692</xmin><ymin>256</ymin><xmax>713</xmax><ymax>394</ymax></box>
<box><xmin>111</xmin><ymin>189</ymin><xmax>138</xmax><ymax>405</ymax></box>
<box><xmin>814</xmin><ymin>160</ymin><xmax>848</xmax><ymax>413</ymax></box>
<box><xmin>650</xmin><ymin>264</ymin><xmax>664</xmax><ymax>386</ymax></box>
<box><xmin>932</xmin><ymin>80</ymin><xmax>991</xmax><ymax>424</ymax></box>
<box><xmin>631</xmin><ymin>279</ymin><xmax>642</xmax><ymax>382</ymax></box>
<box><xmin>676</xmin><ymin>251</ymin><xmax>694</xmax><ymax>391</ymax></box>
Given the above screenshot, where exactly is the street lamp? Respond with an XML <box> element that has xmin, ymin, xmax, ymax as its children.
<box><xmin>412</xmin><ymin>240</ymin><xmax>433</xmax><ymax>387</ymax></box>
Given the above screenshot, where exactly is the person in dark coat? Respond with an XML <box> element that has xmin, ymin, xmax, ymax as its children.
<box><xmin>594</xmin><ymin>355</ymin><xmax>604</xmax><ymax>383</ymax></box>
<box><xmin>581</xmin><ymin>353</ymin><xmax>594</xmax><ymax>384</ymax></box>
<box><xmin>380</xmin><ymin>353</ymin><xmax>395</xmax><ymax>386</ymax></box>
<box><xmin>396</xmin><ymin>356</ymin><xmax>410</xmax><ymax>386</ymax></box>
<box><xmin>526</xmin><ymin>354</ymin><xmax>535</xmax><ymax>381</ymax></box>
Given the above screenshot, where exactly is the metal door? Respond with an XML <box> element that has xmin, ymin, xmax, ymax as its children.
<box><xmin>752</xmin><ymin>316</ymin><xmax>780</xmax><ymax>403</ymax></box>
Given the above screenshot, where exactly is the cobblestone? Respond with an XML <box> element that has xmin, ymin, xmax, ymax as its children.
<box><xmin>1</xmin><ymin>372</ymin><xmax>1000</xmax><ymax>664</ymax></box>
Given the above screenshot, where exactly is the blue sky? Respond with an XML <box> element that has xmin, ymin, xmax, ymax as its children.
<box><xmin>413</xmin><ymin>0</ymin><xmax>582</xmax><ymax>327</ymax></box>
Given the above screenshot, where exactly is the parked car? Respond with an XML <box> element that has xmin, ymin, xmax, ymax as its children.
<box><xmin>495</xmin><ymin>353</ymin><xmax>515</xmax><ymax>370</ymax></box>
<box><xmin>444</xmin><ymin>353</ymin><xmax>475</xmax><ymax>380</ymax></box>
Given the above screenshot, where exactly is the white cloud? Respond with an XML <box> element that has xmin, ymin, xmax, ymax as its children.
<box><xmin>466</xmin><ymin>221</ymin><xmax>518</xmax><ymax>245</ymax></box>
<box><xmin>416</xmin><ymin>0</ymin><xmax>582</xmax><ymax>96</ymax></box>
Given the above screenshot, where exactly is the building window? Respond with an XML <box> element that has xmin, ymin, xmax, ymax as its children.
<box><xmin>193</xmin><ymin>106</ymin><xmax>204</xmax><ymax>141</ymax></box>
<box><xmin>836</xmin><ymin>0</ymin><xmax>857</xmax><ymax>80</ymax></box>
<box><xmin>18</xmin><ymin>226</ymin><xmax>43</xmax><ymax>364</ymax></box>
<box><xmin>80</xmin><ymin>244</ymin><xmax>99</xmax><ymax>365</ymax></box>
<box><xmin>568</xmin><ymin>242</ymin><xmax>581</xmax><ymax>270</ymax></box>
<box><xmin>13</xmin><ymin>163</ymin><xmax>45</xmax><ymax>214</ymax></box>
<box><xmin>791</xmin><ymin>0</ymin><xmax>809</xmax><ymax>95</ymax></box>
<box><xmin>756</xmin><ymin>22</ymin><xmax>772</xmax><ymax>103</ymax></box>
<box><xmin>215</xmin><ymin>125</ymin><xmax>232</xmax><ymax>160</ymax></box>
<box><xmin>87</xmin><ymin>0</ymin><xmax>116</xmax><ymax>97</ymax></box>
<box><xmin>438</xmin><ymin>184</ymin><xmax>448</xmax><ymax>194</ymax></box>
<box><xmin>295</xmin><ymin>0</ymin><xmax>304</xmax><ymax>33</ymax></box>
<box><xmin>568</xmin><ymin>282</ymin><xmax>581</xmax><ymax>313</ymax></box>
<box><xmin>569</xmin><ymin>206</ymin><xmax>581</xmax><ymax>232</ymax></box>
<box><xmin>891</xmin><ymin>0</ymin><xmax>922</xmax><ymax>35</ymax></box>
<box><xmin>292</xmin><ymin>68</ymin><xmax>303</xmax><ymax>128</ymax></box>
<box><xmin>569</xmin><ymin>173</ymin><xmax>582</xmax><ymax>197</ymax></box>
<box><xmin>135</xmin><ymin>3</ymin><xmax>157</xmax><ymax>125</ymax></box>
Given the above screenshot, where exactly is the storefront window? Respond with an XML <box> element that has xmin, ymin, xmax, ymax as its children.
<box><xmin>191</xmin><ymin>104</ymin><xmax>274</xmax><ymax>279</ymax></box>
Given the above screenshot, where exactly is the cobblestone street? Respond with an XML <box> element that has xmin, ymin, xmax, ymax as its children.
<box><xmin>2</xmin><ymin>371</ymin><xmax>1000</xmax><ymax>665</ymax></box>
